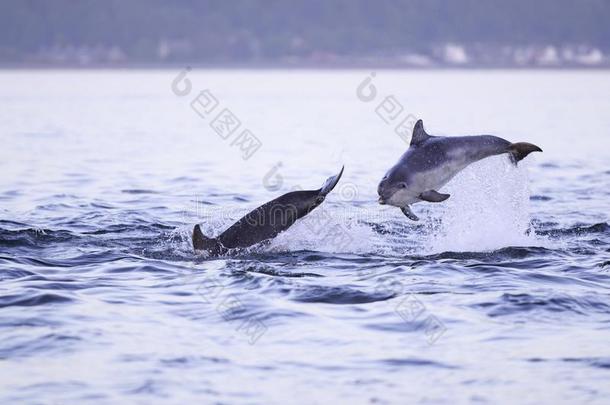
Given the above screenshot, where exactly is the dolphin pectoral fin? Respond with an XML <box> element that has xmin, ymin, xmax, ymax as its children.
<box><xmin>319</xmin><ymin>165</ymin><xmax>344</xmax><ymax>196</ymax></box>
<box><xmin>419</xmin><ymin>190</ymin><xmax>450</xmax><ymax>203</ymax></box>
<box><xmin>400</xmin><ymin>206</ymin><xmax>420</xmax><ymax>221</ymax></box>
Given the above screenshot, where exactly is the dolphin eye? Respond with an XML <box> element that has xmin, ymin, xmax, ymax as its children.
<box><xmin>400</xmin><ymin>183</ymin><xmax>407</xmax><ymax>188</ymax></box>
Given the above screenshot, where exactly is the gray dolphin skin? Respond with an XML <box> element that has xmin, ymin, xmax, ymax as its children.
<box><xmin>193</xmin><ymin>166</ymin><xmax>344</xmax><ymax>254</ymax></box>
<box><xmin>377</xmin><ymin>120</ymin><xmax>542</xmax><ymax>221</ymax></box>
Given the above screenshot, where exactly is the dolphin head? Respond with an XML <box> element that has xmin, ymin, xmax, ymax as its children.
<box><xmin>377</xmin><ymin>169</ymin><xmax>412</xmax><ymax>207</ymax></box>
<box><xmin>378</xmin><ymin>119</ymin><xmax>431</xmax><ymax>207</ymax></box>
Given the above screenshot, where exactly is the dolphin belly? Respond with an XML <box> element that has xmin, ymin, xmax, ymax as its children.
<box><xmin>410</xmin><ymin>160</ymin><xmax>466</xmax><ymax>201</ymax></box>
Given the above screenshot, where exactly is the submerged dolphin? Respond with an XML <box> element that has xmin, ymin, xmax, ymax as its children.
<box><xmin>193</xmin><ymin>167</ymin><xmax>344</xmax><ymax>255</ymax></box>
<box><xmin>377</xmin><ymin>120</ymin><xmax>542</xmax><ymax>221</ymax></box>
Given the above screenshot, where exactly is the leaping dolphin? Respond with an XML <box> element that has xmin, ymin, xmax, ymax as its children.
<box><xmin>377</xmin><ymin>120</ymin><xmax>542</xmax><ymax>221</ymax></box>
<box><xmin>193</xmin><ymin>167</ymin><xmax>344</xmax><ymax>255</ymax></box>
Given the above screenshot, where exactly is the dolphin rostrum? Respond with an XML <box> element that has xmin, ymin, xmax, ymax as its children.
<box><xmin>377</xmin><ymin>120</ymin><xmax>542</xmax><ymax>221</ymax></box>
<box><xmin>193</xmin><ymin>167</ymin><xmax>344</xmax><ymax>255</ymax></box>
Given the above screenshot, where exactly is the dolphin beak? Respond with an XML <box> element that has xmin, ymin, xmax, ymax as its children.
<box><xmin>378</xmin><ymin>196</ymin><xmax>386</xmax><ymax>205</ymax></box>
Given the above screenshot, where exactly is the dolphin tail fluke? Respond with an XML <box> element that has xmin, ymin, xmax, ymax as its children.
<box><xmin>319</xmin><ymin>166</ymin><xmax>345</xmax><ymax>196</ymax></box>
<box><xmin>192</xmin><ymin>224</ymin><xmax>221</xmax><ymax>253</ymax></box>
<box><xmin>508</xmin><ymin>142</ymin><xmax>542</xmax><ymax>165</ymax></box>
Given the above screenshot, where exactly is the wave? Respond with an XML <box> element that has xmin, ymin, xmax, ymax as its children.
<box><xmin>472</xmin><ymin>292</ymin><xmax>610</xmax><ymax>318</ymax></box>
<box><xmin>0</xmin><ymin>291</ymin><xmax>74</xmax><ymax>308</ymax></box>
<box><xmin>537</xmin><ymin>222</ymin><xmax>609</xmax><ymax>237</ymax></box>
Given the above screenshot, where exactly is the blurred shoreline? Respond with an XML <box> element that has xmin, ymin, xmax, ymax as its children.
<box><xmin>2</xmin><ymin>62</ymin><xmax>609</xmax><ymax>70</ymax></box>
<box><xmin>4</xmin><ymin>2</ymin><xmax>609</xmax><ymax>71</ymax></box>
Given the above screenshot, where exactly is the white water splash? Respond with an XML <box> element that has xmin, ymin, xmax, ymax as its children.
<box><xmin>268</xmin><ymin>204</ymin><xmax>379</xmax><ymax>255</ymax></box>
<box><xmin>274</xmin><ymin>156</ymin><xmax>547</xmax><ymax>256</ymax></box>
<box><xmin>424</xmin><ymin>156</ymin><xmax>541</xmax><ymax>253</ymax></box>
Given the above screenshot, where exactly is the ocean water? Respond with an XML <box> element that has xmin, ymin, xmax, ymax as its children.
<box><xmin>0</xmin><ymin>69</ymin><xmax>609</xmax><ymax>403</ymax></box>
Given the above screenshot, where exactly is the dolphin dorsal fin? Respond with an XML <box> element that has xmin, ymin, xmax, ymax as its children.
<box><xmin>410</xmin><ymin>119</ymin><xmax>430</xmax><ymax>146</ymax></box>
